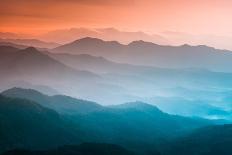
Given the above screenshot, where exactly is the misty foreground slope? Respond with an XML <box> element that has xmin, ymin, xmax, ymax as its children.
<box><xmin>50</xmin><ymin>47</ymin><xmax>232</xmax><ymax>119</ymax></box>
<box><xmin>1</xmin><ymin>40</ymin><xmax>232</xmax><ymax>154</ymax></box>
<box><xmin>1</xmin><ymin>45</ymin><xmax>232</xmax><ymax>118</ymax></box>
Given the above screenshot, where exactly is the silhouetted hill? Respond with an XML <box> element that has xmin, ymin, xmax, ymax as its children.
<box><xmin>53</xmin><ymin>37</ymin><xmax>232</xmax><ymax>72</ymax></box>
<box><xmin>0</xmin><ymin>38</ymin><xmax>60</xmax><ymax>48</ymax></box>
<box><xmin>1</xmin><ymin>143</ymin><xmax>139</xmax><ymax>155</ymax></box>
<box><xmin>39</xmin><ymin>27</ymin><xmax>168</xmax><ymax>45</ymax></box>
<box><xmin>53</xmin><ymin>37</ymin><xmax>123</xmax><ymax>58</ymax></box>
<box><xmin>0</xmin><ymin>95</ymin><xmax>80</xmax><ymax>153</ymax></box>
<box><xmin>111</xmin><ymin>101</ymin><xmax>163</xmax><ymax>112</ymax></box>
<box><xmin>50</xmin><ymin>52</ymin><xmax>136</xmax><ymax>74</ymax></box>
<box><xmin>0</xmin><ymin>89</ymin><xmax>220</xmax><ymax>155</ymax></box>
<box><xmin>73</xmin><ymin>101</ymin><xmax>212</xmax><ymax>153</ymax></box>
<box><xmin>0</xmin><ymin>46</ymin><xmax>104</xmax><ymax>104</ymax></box>
<box><xmin>0</xmin><ymin>88</ymin><xmax>214</xmax><ymax>154</ymax></box>
<box><xmin>0</xmin><ymin>46</ymin><xmax>98</xmax><ymax>80</ymax></box>
<box><xmin>0</xmin><ymin>42</ymin><xmax>28</xmax><ymax>49</ymax></box>
<box><xmin>166</xmin><ymin>124</ymin><xmax>232</xmax><ymax>155</ymax></box>
<box><xmin>2</xmin><ymin>87</ymin><xmax>103</xmax><ymax>115</ymax></box>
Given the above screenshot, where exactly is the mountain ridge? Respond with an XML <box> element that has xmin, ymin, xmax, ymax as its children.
<box><xmin>0</xmin><ymin>95</ymin><xmax>81</xmax><ymax>153</ymax></box>
<box><xmin>0</xmin><ymin>46</ymin><xmax>99</xmax><ymax>80</ymax></box>
<box><xmin>0</xmin><ymin>38</ymin><xmax>60</xmax><ymax>48</ymax></box>
<box><xmin>2</xmin><ymin>87</ymin><xmax>103</xmax><ymax>115</ymax></box>
<box><xmin>52</xmin><ymin>37</ymin><xmax>232</xmax><ymax>72</ymax></box>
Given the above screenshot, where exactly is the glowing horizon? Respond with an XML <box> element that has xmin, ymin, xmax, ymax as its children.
<box><xmin>1</xmin><ymin>0</ymin><xmax>232</xmax><ymax>49</ymax></box>
<box><xmin>0</xmin><ymin>0</ymin><xmax>232</xmax><ymax>34</ymax></box>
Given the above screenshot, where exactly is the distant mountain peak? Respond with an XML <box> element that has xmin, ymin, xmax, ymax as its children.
<box><xmin>0</xmin><ymin>38</ymin><xmax>60</xmax><ymax>48</ymax></box>
<box><xmin>2</xmin><ymin>87</ymin><xmax>103</xmax><ymax>115</ymax></box>
<box><xmin>19</xmin><ymin>46</ymin><xmax>40</xmax><ymax>53</ymax></box>
<box><xmin>72</xmin><ymin>37</ymin><xmax>121</xmax><ymax>45</ymax></box>
<box><xmin>18</xmin><ymin>46</ymin><xmax>47</xmax><ymax>57</ymax></box>
<box><xmin>77</xmin><ymin>54</ymin><xmax>108</xmax><ymax>61</ymax></box>
<box><xmin>180</xmin><ymin>44</ymin><xmax>214</xmax><ymax>50</ymax></box>
<box><xmin>122</xmin><ymin>101</ymin><xmax>158</xmax><ymax>108</ymax></box>
<box><xmin>73</xmin><ymin>37</ymin><xmax>104</xmax><ymax>43</ymax></box>
<box><xmin>128</xmin><ymin>40</ymin><xmax>159</xmax><ymax>47</ymax></box>
<box><xmin>23</xmin><ymin>46</ymin><xmax>38</xmax><ymax>51</ymax></box>
<box><xmin>53</xmin><ymin>37</ymin><xmax>123</xmax><ymax>54</ymax></box>
<box><xmin>2</xmin><ymin>87</ymin><xmax>47</xmax><ymax>98</ymax></box>
<box><xmin>114</xmin><ymin>101</ymin><xmax>163</xmax><ymax>113</ymax></box>
<box><xmin>180</xmin><ymin>44</ymin><xmax>191</xmax><ymax>47</ymax></box>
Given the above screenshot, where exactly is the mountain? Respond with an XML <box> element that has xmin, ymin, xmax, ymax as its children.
<box><xmin>2</xmin><ymin>44</ymin><xmax>232</xmax><ymax>115</ymax></box>
<box><xmin>50</xmin><ymin>53</ymin><xmax>137</xmax><ymax>74</ymax></box>
<box><xmin>111</xmin><ymin>101</ymin><xmax>163</xmax><ymax>112</ymax></box>
<box><xmin>2</xmin><ymin>45</ymin><xmax>232</xmax><ymax>111</ymax></box>
<box><xmin>0</xmin><ymin>89</ymin><xmax>217</xmax><ymax>155</ymax></box>
<box><xmin>5</xmin><ymin>82</ymin><xmax>59</xmax><ymax>95</ymax></box>
<box><xmin>50</xmin><ymin>50</ymin><xmax>232</xmax><ymax>110</ymax></box>
<box><xmin>0</xmin><ymin>38</ymin><xmax>60</xmax><ymax>49</ymax></box>
<box><xmin>0</xmin><ymin>46</ymin><xmax>102</xmax><ymax>102</ymax></box>
<box><xmin>52</xmin><ymin>37</ymin><xmax>123</xmax><ymax>58</ymax></box>
<box><xmin>0</xmin><ymin>42</ymin><xmax>28</xmax><ymax>49</ymax></box>
<box><xmin>0</xmin><ymin>95</ymin><xmax>81</xmax><ymax>153</ymax></box>
<box><xmin>148</xmin><ymin>96</ymin><xmax>232</xmax><ymax>119</ymax></box>
<box><xmin>39</xmin><ymin>27</ymin><xmax>169</xmax><ymax>45</ymax></box>
<box><xmin>1</xmin><ymin>143</ymin><xmax>138</xmax><ymax>155</ymax></box>
<box><xmin>167</xmin><ymin>124</ymin><xmax>232</xmax><ymax>155</ymax></box>
<box><xmin>0</xmin><ymin>46</ymin><xmax>98</xmax><ymax>81</ymax></box>
<box><xmin>73</xmin><ymin>101</ymin><xmax>212</xmax><ymax>153</ymax></box>
<box><xmin>161</xmin><ymin>31</ymin><xmax>232</xmax><ymax>51</ymax></box>
<box><xmin>52</xmin><ymin>37</ymin><xmax>232</xmax><ymax>72</ymax></box>
<box><xmin>2</xmin><ymin>87</ymin><xmax>103</xmax><ymax>115</ymax></box>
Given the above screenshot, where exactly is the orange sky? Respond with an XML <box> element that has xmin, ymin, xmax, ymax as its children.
<box><xmin>1</xmin><ymin>0</ymin><xmax>232</xmax><ymax>39</ymax></box>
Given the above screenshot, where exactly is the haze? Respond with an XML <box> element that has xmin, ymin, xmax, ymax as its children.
<box><xmin>1</xmin><ymin>0</ymin><xmax>232</xmax><ymax>49</ymax></box>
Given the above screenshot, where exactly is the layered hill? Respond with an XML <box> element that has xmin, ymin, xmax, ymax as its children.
<box><xmin>0</xmin><ymin>46</ymin><xmax>97</xmax><ymax>80</ymax></box>
<box><xmin>2</xmin><ymin>87</ymin><xmax>103</xmax><ymax>115</ymax></box>
<box><xmin>0</xmin><ymin>95</ymin><xmax>81</xmax><ymax>153</ymax></box>
<box><xmin>0</xmin><ymin>38</ymin><xmax>60</xmax><ymax>48</ymax></box>
<box><xmin>4</xmin><ymin>87</ymin><xmax>214</xmax><ymax>151</ymax></box>
<box><xmin>53</xmin><ymin>37</ymin><xmax>232</xmax><ymax>72</ymax></box>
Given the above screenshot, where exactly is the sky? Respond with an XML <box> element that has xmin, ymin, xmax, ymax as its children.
<box><xmin>1</xmin><ymin>0</ymin><xmax>232</xmax><ymax>49</ymax></box>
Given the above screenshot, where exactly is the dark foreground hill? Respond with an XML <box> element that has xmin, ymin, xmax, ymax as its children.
<box><xmin>2</xmin><ymin>87</ymin><xmax>103</xmax><ymax>115</ymax></box>
<box><xmin>0</xmin><ymin>88</ymin><xmax>215</xmax><ymax>154</ymax></box>
<box><xmin>1</xmin><ymin>143</ymin><xmax>139</xmax><ymax>155</ymax></box>
<box><xmin>0</xmin><ymin>95</ymin><xmax>81</xmax><ymax>153</ymax></box>
<box><xmin>0</xmin><ymin>91</ymin><xmax>231</xmax><ymax>155</ymax></box>
<box><xmin>165</xmin><ymin>124</ymin><xmax>232</xmax><ymax>155</ymax></box>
